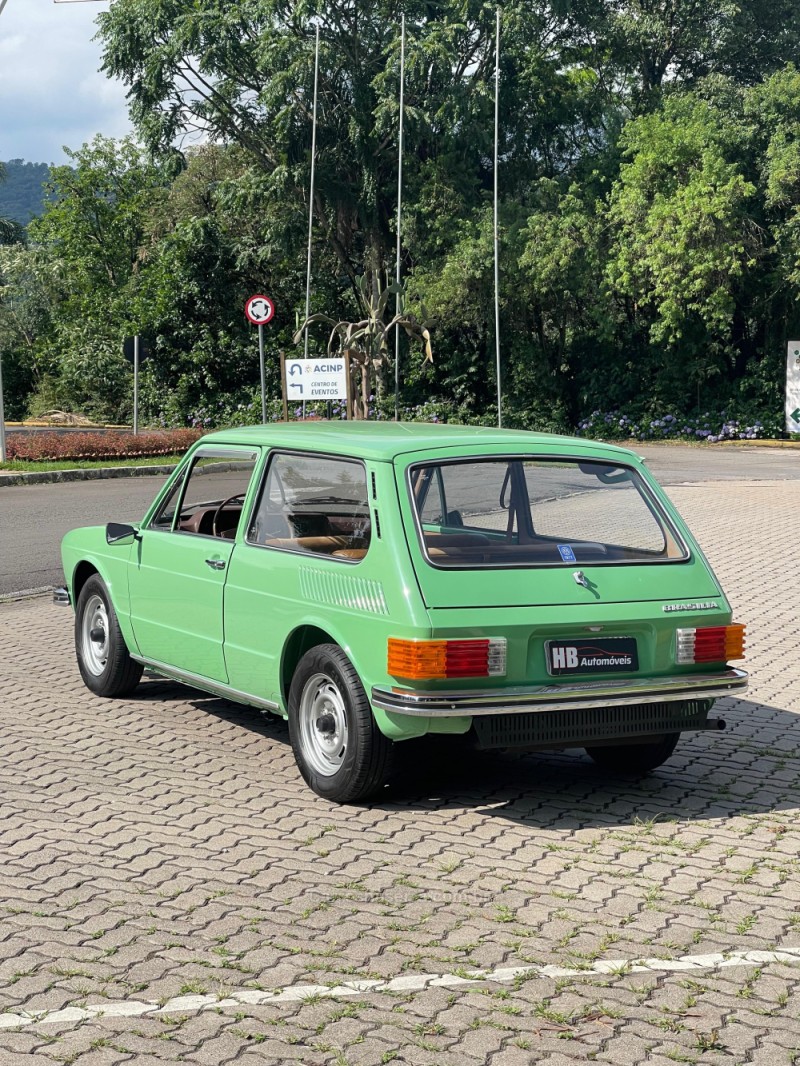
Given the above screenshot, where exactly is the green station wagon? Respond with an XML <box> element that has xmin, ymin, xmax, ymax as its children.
<box><xmin>56</xmin><ymin>423</ymin><xmax>748</xmax><ymax>802</ymax></box>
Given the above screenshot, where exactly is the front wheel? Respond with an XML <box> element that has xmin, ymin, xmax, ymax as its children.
<box><xmin>75</xmin><ymin>574</ymin><xmax>143</xmax><ymax>697</ymax></box>
<box><xmin>288</xmin><ymin>644</ymin><xmax>393</xmax><ymax>803</ymax></box>
<box><xmin>585</xmin><ymin>732</ymin><xmax>680</xmax><ymax>774</ymax></box>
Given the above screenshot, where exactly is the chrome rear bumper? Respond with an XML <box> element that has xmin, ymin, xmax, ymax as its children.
<box><xmin>371</xmin><ymin>668</ymin><xmax>748</xmax><ymax>718</ymax></box>
<box><xmin>53</xmin><ymin>586</ymin><xmax>71</xmax><ymax>607</ymax></box>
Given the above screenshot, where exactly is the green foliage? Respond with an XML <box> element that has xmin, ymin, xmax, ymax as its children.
<box><xmin>3</xmin><ymin>3</ymin><xmax>800</xmax><ymax>431</ymax></box>
<box><xmin>607</xmin><ymin>95</ymin><xmax>755</xmax><ymax>349</ymax></box>
<box><xmin>0</xmin><ymin>244</ymin><xmax>66</xmax><ymax>419</ymax></box>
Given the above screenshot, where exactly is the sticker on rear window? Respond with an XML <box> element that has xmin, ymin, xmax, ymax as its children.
<box><xmin>557</xmin><ymin>544</ymin><xmax>577</xmax><ymax>562</ymax></box>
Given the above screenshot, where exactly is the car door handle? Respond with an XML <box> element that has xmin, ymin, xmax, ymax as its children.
<box><xmin>205</xmin><ymin>558</ymin><xmax>226</xmax><ymax>571</ymax></box>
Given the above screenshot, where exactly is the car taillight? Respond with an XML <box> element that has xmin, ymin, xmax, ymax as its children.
<box><xmin>676</xmin><ymin>624</ymin><xmax>746</xmax><ymax>664</ymax></box>
<box><xmin>387</xmin><ymin>638</ymin><xmax>507</xmax><ymax>680</ymax></box>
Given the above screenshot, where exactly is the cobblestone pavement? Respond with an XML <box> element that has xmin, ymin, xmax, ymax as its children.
<box><xmin>0</xmin><ymin>479</ymin><xmax>798</xmax><ymax>1066</ymax></box>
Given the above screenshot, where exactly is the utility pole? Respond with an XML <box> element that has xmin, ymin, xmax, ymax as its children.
<box><xmin>493</xmin><ymin>7</ymin><xmax>502</xmax><ymax>428</ymax></box>
<box><xmin>0</xmin><ymin>344</ymin><xmax>6</xmax><ymax>463</ymax></box>
<box><xmin>394</xmin><ymin>13</ymin><xmax>406</xmax><ymax>421</ymax></box>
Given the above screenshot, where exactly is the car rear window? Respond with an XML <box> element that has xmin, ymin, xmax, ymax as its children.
<box><xmin>409</xmin><ymin>457</ymin><xmax>687</xmax><ymax>568</ymax></box>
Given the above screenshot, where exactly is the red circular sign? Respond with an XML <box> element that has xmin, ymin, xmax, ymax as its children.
<box><xmin>245</xmin><ymin>294</ymin><xmax>275</xmax><ymax>325</ymax></box>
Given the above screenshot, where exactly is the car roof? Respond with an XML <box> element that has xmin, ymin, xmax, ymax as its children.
<box><xmin>202</xmin><ymin>421</ymin><xmax>640</xmax><ymax>463</ymax></box>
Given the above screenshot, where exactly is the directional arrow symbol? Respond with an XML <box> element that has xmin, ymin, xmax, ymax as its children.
<box><xmin>289</xmin><ymin>383</ymin><xmax>303</xmax><ymax>393</ymax></box>
<box><xmin>792</xmin><ymin>407</ymin><xmax>800</xmax><ymax>422</ymax></box>
<box><xmin>289</xmin><ymin>364</ymin><xmax>303</xmax><ymax>376</ymax></box>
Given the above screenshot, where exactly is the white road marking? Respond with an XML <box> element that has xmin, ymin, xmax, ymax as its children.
<box><xmin>0</xmin><ymin>948</ymin><xmax>798</xmax><ymax>1031</ymax></box>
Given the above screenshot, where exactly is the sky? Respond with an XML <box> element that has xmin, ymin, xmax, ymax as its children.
<box><xmin>0</xmin><ymin>0</ymin><xmax>132</xmax><ymax>165</ymax></box>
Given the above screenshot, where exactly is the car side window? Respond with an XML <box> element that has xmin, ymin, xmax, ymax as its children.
<box><xmin>150</xmin><ymin>449</ymin><xmax>258</xmax><ymax>539</ymax></box>
<box><xmin>248</xmin><ymin>453</ymin><xmax>371</xmax><ymax>562</ymax></box>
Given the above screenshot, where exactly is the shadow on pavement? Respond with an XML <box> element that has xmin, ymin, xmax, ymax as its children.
<box><xmin>133</xmin><ymin>679</ymin><xmax>800</xmax><ymax>829</ymax></box>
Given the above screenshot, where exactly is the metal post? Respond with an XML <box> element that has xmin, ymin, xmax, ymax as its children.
<box><xmin>304</xmin><ymin>24</ymin><xmax>321</xmax><ymax>361</ymax></box>
<box><xmin>133</xmin><ymin>334</ymin><xmax>140</xmax><ymax>435</ymax></box>
<box><xmin>394</xmin><ymin>12</ymin><xmax>406</xmax><ymax>421</ymax></box>
<box><xmin>258</xmin><ymin>323</ymin><xmax>267</xmax><ymax>423</ymax></box>
<box><xmin>0</xmin><ymin>344</ymin><xmax>6</xmax><ymax>463</ymax></box>
<box><xmin>279</xmin><ymin>350</ymin><xmax>289</xmax><ymax>422</ymax></box>
<box><xmin>493</xmin><ymin>7</ymin><xmax>502</xmax><ymax>428</ymax></box>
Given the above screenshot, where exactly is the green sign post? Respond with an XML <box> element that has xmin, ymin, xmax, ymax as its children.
<box><xmin>787</xmin><ymin>344</ymin><xmax>800</xmax><ymax>434</ymax></box>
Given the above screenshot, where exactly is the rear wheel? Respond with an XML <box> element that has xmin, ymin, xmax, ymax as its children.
<box><xmin>75</xmin><ymin>574</ymin><xmax>143</xmax><ymax>697</ymax></box>
<box><xmin>288</xmin><ymin>644</ymin><xmax>393</xmax><ymax>803</ymax></box>
<box><xmin>585</xmin><ymin>732</ymin><xmax>680</xmax><ymax>773</ymax></box>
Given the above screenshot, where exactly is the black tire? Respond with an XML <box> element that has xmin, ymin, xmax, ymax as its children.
<box><xmin>74</xmin><ymin>574</ymin><xmax>143</xmax><ymax>697</ymax></box>
<box><xmin>288</xmin><ymin>644</ymin><xmax>393</xmax><ymax>803</ymax></box>
<box><xmin>585</xmin><ymin>732</ymin><xmax>680</xmax><ymax>773</ymax></box>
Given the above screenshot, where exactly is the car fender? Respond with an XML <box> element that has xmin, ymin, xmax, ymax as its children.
<box><xmin>61</xmin><ymin>527</ymin><xmax>141</xmax><ymax>655</ymax></box>
<box><xmin>279</xmin><ymin>611</ymin><xmax>433</xmax><ymax>743</ymax></box>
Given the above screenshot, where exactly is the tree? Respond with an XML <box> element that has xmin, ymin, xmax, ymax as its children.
<box><xmin>0</xmin><ymin>246</ymin><xmax>66</xmax><ymax>419</ymax></box>
<box><xmin>606</xmin><ymin>94</ymin><xmax>756</xmax><ymax>406</ymax></box>
<box><xmin>295</xmin><ymin>275</ymin><xmax>432</xmax><ymax>418</ymax></box>
<box><xmin>98</xmin><ymin>1</ymin><xmax>607</xmax><ymax>293</ymax></box>
<box><xmin>578</xmin><ymin>0</ymin><xmax>800</xmax><ymax>107</ymax></box>
<box><xmin>24</xmin><ymin>137</ymin><xmax>168</xmax><ymax>420</ymax></box>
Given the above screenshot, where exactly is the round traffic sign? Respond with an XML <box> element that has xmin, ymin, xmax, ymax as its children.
<box><xmin>245</xmin><ymin>294</ymin><xmax>275</xmax><ymax>325</ymax></box>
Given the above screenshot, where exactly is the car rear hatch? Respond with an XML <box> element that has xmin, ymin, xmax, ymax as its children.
<box><xmin>389</xmin><ymin>447</ymin><xmax>734</xmax><ymax>692</ymax></box>
<box><xmin>396</xmin><ymin>448</ymin><xmax>723</xmax><ymax>610</ymax></box>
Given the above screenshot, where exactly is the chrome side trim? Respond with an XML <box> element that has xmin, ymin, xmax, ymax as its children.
<box><xmin>371</xmin><ymin>668</ymin><xmax>748</xmax><ymax>718</ymax></box>
<box><xmin>131</xmin><ymin>656</ymin><xmax>281</xmax><ymax>713</ymax></box>
<box><xmin>53</xmin><ymin>586</ymin><xmax>71</xmax><ymax>607</ymax></box>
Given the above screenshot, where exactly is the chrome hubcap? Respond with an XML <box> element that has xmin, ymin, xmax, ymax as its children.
<box><xmin>298</xmin><ymin>672</ymin><xmax>349</xmax><ymax>777</ymax></box>
<box><xmin>81</xmin><ymin>594</ymin><xmax>109</xmax><ymax>676</ymax></box>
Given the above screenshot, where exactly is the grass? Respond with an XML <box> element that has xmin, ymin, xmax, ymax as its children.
<box><xmin>0</xmin><ymin>455</ymin><xmax>183</xmax><ymax>474</ymax></box>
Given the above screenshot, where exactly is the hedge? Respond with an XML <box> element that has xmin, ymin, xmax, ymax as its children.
<box><xmin>5</xmin><ymin>429</ymin><xmax>204</xmax><ymax>463</ymax></box>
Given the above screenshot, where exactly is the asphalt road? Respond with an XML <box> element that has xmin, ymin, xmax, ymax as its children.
<box><xmin>0</xmin><ymin>471</ymin><xmax>171</xmax><ymax>597</ymax></box>
<box><xmin>0</xmin><ymin>443</ymin><xmax>797</xmax><ymax>597</ymax></box>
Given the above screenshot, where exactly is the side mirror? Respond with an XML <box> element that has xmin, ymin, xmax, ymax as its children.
<box><xmin>106</xmin><ymin>522</ymin><xmax>140</xmax><ymax>545</ymax></box>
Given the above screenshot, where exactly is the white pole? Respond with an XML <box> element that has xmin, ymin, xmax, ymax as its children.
<box><xmin>304</xmin><ymin>23</ymin><xmax>321</xmax><ymax>362</ymax></box>
<box><xmin>493</xmin><ymin>7</ymin><xmax>502</xmax><ymax>428</ymax></box>
<box><xmin>133</xmin><ymin>334</ymin><xmax>140</xmax><ymax>435</ymax></box>
<box><xmin>394</xmin><ymin>12</ymin><xmax>406</xmax><ymax>421</ymax></box>
<box><xmin>0</xmin><ymin>345</ymin><xmax>6</xmax><ymax>463</ymax></box>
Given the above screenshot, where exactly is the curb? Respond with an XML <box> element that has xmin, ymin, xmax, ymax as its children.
<box><xmin>633</xmin><ymin>438</ymin><xmax>800</xmax><ymax>450</ymax></box>
<box><xmin>0</xmin><ymin>586</ymin><xmax>54</xmax><ymax>603</ymax></box>
<box><xmin>0</xmin><ymin>464</ymin><xmax>178</xmax><ymax>488</ymax></box>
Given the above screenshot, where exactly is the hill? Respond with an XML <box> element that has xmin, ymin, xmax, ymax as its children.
<box><xmin>0</xmin><ymin>159</ymin><xmax>50</xmax><ymax>224</ymax></box>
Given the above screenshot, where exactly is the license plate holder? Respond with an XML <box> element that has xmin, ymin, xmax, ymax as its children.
<box><xmin>546</xmin><ymin>637</ymin><xmax>638</xmax><ymax>676</ymax></box>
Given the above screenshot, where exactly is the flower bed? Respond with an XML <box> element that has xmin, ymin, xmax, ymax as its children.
<box><xmin>575</xmin><ymin>409</ymin><xmax>778</xmax><ymax>442</ymax></box>
<box><xmin>5</xmin><ymin>429</ymin><xmax>204</xmax><ymax>463</ymax></box>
